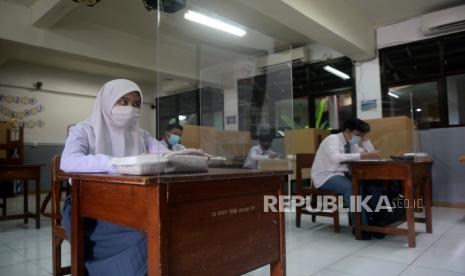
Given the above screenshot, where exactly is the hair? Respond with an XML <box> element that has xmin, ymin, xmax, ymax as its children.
<box><xmin>257</xmin><ymin>127</ymin><xmax>274</xmax><ymax>143</ymax></box>
<box><xmin>165</xmin><ymin>123</ymin><xmax>183</xmax><ymax>132</ymax></box>
<box><xmin>342</xmin><ymin>118</ymin><xmax>370</xmax><ymax>134</ymax></box>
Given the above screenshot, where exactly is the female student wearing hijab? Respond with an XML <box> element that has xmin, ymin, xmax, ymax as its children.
<box><xmin>60</xmin><ymin>79</ymin><xmax>169</xmax><ymax>276</ymax></box>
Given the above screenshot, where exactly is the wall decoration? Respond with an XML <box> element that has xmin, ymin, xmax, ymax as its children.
<box><xmin>361</xmin><ymin>99</ymin><xmax>377</xmax><ymax>112</ymax></box>
<box><xmin>0</xmin><ymin>94</ymin><xmax>45</xmax><ymax>128</ymax></box>
<box><xmin>11</xmin><ymin>120</ymin><xmax>45</xmax><ymax>128</ymax></box>
<box><xmin>0</xmin><ymin>104</ymin><xmax>45</xmax><ymax>119</ymax></box>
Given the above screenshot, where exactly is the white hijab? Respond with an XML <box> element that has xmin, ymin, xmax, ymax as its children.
<box><xmin>80</xmin><ymin>79</ymin><xmax>144</xmax><ymax>157</ymax></box>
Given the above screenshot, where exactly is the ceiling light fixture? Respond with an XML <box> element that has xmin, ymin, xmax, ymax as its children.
<box><xmin>416</xmin><ymin>108</ymin><xmax>422</xmax><ymax>112</ymax></box>
<box><xmin>323</xmin><ymin>65</ymin><xmax>350</xmax><ymax>80</ymax></box>
<box><xmin>388</xmin><ymin>92</ymin><xmax>400</xmax><ymax>98</ymax></box>
<box><xmin>184</xmin><ymin>10</ymin><xmax>246</xmax><ymax>37</ymax></box>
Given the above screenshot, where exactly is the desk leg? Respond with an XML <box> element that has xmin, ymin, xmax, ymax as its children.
<box><xmin>23</xmin><ymin>180</ymin><xmax>28</xmax><ymax>224</ymax></box>
<box><xmin>271</xmin><ymin>177</ymin><xmax>286</xmax><ymax>276</ymax></box>
<box><xmin>147</xmin><ymin>186</ymin><xmax>162</xmax><ymax>276</ymax></box>
<box><xmin>35</xmin><ymin>176</ymin><xmax>40</xmax><ymax>229</ymax></box>
<box><xmin>404</xmin><ymin>178</ymin><xmax>416</xmax><ymax>248</ymax></box>
<box><xmin>424</xmin><ymin>173</ymin><xmax>433</xmax><ymax>233</ymax></box>
<box><xmin>352</xmin><ymin>177</ymin><xmax>361</xmax><ymax>240</ymax></box>
<box><xmin>71</xmin><ymin>180</ymin><xmax>85</xmax><ymax>276</ymax></box>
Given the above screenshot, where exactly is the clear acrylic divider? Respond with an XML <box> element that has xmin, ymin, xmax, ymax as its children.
<box><xmin>155</xmin><ymin>3</ymin><xmax>294</xmax><ymax>191</ymax></box>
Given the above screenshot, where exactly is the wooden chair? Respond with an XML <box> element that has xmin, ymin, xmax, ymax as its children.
<box><xmin>0</xmin><ymin>123</ymin><xmax>24</xmax><ymax>165</ymax></box>
<box><xmin>40</xmin><ymin>155</ymin><xmax>70</xmax><ymax>276</ymax></box>
<box><xmin>0</xmin><ymin>123</ymin><xmax>24</xmax><ymax>217</ymax></box>
<box><xmin>295</xmin><ymin>153</ymin><xmax>349</xmax><ymax>233</ymax></box>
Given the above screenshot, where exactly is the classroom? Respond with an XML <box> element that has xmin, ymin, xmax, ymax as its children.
<box><xmin>1</xmin><ymin>0</ymin><xmax>465</xmax><ymax>275</ymax></box>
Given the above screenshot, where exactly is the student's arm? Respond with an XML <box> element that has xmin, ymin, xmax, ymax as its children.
<box><xmin>249</xmin><ymin>147</ymin><xmax>272</xmax><ymax>161</ymax></box>
<box><xmin>354</xmin><ymin>139</ymin><xmax>376</xmax><ymax>153</ymax></box>
<box><xmin>60</xmin><ymin>125</ymin><xmax>117</xmax><ymax>173</ymax></box>
<box><xmin>326</xmin><ymin>136</ymin><xmax>361</xmax><ymax>164</ymax></box>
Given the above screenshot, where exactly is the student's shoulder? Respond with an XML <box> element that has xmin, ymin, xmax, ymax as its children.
<box><xmin>69</xmin><ymin>123</ymin><xmax>91</xmax><ymax>137</ymax></box>
<box><xmin>138</xmin><ymin>129</ymin><xmax>157</xmax><ymax>140</ymax></box>
<box><xmin>319</xmin><ymin>133</ymin><xmax>340</xmax><ymax>146</ymax></box>
<box><xmin>323</xmin><ymin>133</ymin><xmax>339</xmax><ymax>142</ymax></box>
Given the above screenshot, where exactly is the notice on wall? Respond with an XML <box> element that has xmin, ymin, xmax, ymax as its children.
<box><xmin>361</xmin><ymin>99</ymin><xmax>377</xmax><ymax>112</ymax></box>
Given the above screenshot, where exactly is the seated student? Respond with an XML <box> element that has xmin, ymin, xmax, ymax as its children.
<box><xmin>60</xmin><ymin>79</ymin><xmax>169</xmax><ymax>276</ymax></box>
<box><xmin>160</xmin><ymin>123</ymin><xmax>186</xmax><ymax>151</ymax></box>
<box><xmin>243</xmin><ymin>133</ymin><xmax>278</xmax><ymax>169</ymax></box>
<box><xmin>311</xmin><ymin>118</ymin><xmax>384</xmax><ymax>240</ymax></box>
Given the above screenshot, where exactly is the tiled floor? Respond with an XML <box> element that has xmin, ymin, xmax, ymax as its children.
<box><xmin>1</xmin><ymin>195</ymin><xmax>465</xmax><ymax>276</ymax></box>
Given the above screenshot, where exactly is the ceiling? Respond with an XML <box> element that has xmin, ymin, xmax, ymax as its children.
<box><xmin>3</xmin><ymin>0</ymin><xmax>465</xmax><ymax>89</ymax></box>
<box><xmin>346</xmin><ymin>0</ymin><xmax>465</xmax><ymax>26</ymax></box>
<box><xmin>65</xmin><ymin>0</ymin><xmax>309</xmax><ymax>53</ymax></box>
<box><xmin>0</xmin><ymin>39</ymin><xmax>175</xmax><ymax>84</ymax></box>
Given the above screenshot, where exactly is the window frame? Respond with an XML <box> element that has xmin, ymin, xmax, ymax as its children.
<box><xmin>379</xmin><ymin>31</ymin><xmax>465</xmax><ymax>129</ymax></box>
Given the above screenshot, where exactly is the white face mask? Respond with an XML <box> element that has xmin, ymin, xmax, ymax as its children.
<box><xmin>110</xmin><ymin>106</ymin><xmax>140</xmax><ymax>127</ymax></box>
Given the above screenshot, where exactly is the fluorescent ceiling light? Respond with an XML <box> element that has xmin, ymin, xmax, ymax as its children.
<box><xmin>416</xmin><ymin>108</ymin><xmax>422</xmax><ymax>112</ymax></box>
<box><xmin>184</xmin><ymin>10</ymin><xmax>246</xmax><ymax>37</ymax></box>
<box><xmin>388</xmin><ymin>92</ymin><xmax>399</xmax><ymax>99</ymax></box>
<box><xmin>323</xmin><ymin>65</ymin><xmax>350</xmax><ymax>80</ymax></box>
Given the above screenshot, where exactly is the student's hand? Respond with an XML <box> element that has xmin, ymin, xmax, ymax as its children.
<box><xmin>269</xmin><ymin>152</ymin><xmax>278</xmax><ymax>159</ymax></box>
<box><xmin>361</xmin><ymin>151</ymin><xmax>381</xmax><ymax>160</ymax></box>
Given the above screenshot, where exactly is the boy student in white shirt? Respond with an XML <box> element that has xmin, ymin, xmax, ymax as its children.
<box><xmin>311</xmin><ymin>118</ymin><xmax>385</xmax><ymax>240</ymax></box>
<box><xmin>243</xmin><ymin>132</ymin><xmax>278</xmax><ymax>169</ymax></box>
<box><xmin>161</xmin><ymin>123</ymin><xmax>186</xmax><ymax>151</ymax></box>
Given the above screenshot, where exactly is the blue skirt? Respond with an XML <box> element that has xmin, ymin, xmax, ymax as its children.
<box><xmin>63</xmin><ymin>196</ymin><xmax>147</xmax><ymax>276</ymax></box>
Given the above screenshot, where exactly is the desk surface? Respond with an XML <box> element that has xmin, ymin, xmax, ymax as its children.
<box><xmin>60</xmin><ymin>168</ymin><xmax>291</xmax><ymax>185</ymax></box>
<box><xmin>0</xmin><ymin>164</ymin><xmax>44</xmax><ymax>168</ymax></box>
<box><xmin>346</xmin><ymin>159</ymin><xmax>432</xmax><ymax>165</ymax></box>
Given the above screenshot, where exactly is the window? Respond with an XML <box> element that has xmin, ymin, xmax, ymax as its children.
<box><xmin>447</xmin><ymin>74</ymin><xmax>465</xmax><ymax>126</ymax></box>
<box><xmin>237</xmin><ymin>66</ymin><xmax>293</xmax><ymax>138</ymax></box>
<box><xmin>315</xmin><ymin>92</ymin><xmax>353</xmax><ymax>130</ymax></box>
<box><xmin>238</xmin><ymin>57</ymin><xmax>355</xmax><ymax>136</ymax></box>
<box><xmin>380</xmin><ymin>31</ymin><xmax>465</xmax><ymax>128</ymax></box>
<box><xmin>156</xmin><ymin>88</ymin><xmax>224</xmax><ymax>137</ymax></box>
<box><xmin>386</xmin><ymin>82</ymin><xmax>440</xmax><ymax>127</ymax></box>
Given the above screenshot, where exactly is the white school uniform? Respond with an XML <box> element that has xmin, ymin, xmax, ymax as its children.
<box><xmin>243</xmin><ymin>145</ymin><xmax>277</xmax><ymax>169</ymax></box>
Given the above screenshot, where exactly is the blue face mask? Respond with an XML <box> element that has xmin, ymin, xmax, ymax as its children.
<box><xmin>349</xmin><ymin>135</ymin><xmax>362</xmax><ymax>145</ymax></box>
<box><xmin>168</xmin><ymin>134</ymin><xmax>181</xmax><ymax>145</ymax></box>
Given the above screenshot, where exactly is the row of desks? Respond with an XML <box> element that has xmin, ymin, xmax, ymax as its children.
<box><xmin>1</xmin><ymin>159</ymin><xmax>435</xmax><ymax>275</ymax></box>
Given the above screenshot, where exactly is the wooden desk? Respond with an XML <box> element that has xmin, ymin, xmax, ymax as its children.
<box><xmin>349</xmin><ymin>160</ymin><xmax>433</xmax><ymax>248</ymax></box>
<box><xmin>60</xmin><ymin>168</ymin><xmax>289</xmax><ymax>276</ymax></box>
<box><xmin>0</xmin><ymin>164</ymin><xmax>42</xmax><ymax>229</ymax></box>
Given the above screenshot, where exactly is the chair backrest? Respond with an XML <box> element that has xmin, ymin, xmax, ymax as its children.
<box><xmin>40</xmin><ymin>155</ymin><xmax>65</xmax><ymax>223</ymax></box>
<box><xmin>295</xmin><ymin>134</ymin><xmax>323</xmax><ymax>194</ymax></box>
<box><xmin>0</xmin><ymin>123</ymin><xmax>24</xmax><ymax>164</ymax></box>
<box><xmin>52</xmin><ymin>155</ymin><xmax>66</xmax><ymax>223</ymax></box>
<box><xmin>296</xmin><ymin>154</ymin><xmax>315</xmax><ymax>185</ymax></box>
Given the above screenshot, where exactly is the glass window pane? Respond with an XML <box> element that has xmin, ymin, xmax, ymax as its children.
<box><xmin>314</xmin><ymin>92</ymin><xmax>352</xmax><ymax>130</ymax></box>
<box><xmin>387</xmin><ymin>82</ymin><xmax>439</xmax><ymax>126</ymax></box>
<box><xmin>447</xmin><ymin>74</ymin><xmax>465</xmax><ymax>126</ymax></box>
<box><xmin>293</xmin><ymin>97</ymin><xmax>309</xmax><ymax>129</ymax></box>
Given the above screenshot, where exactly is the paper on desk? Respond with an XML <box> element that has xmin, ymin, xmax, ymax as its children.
<box><xmin>356</xmin><ymin>159</ymin><xmax>391</xmax><ymax>162</ymax></box>
<box><xmin>110</xmin><ymin>153</ymin><xmax>168</xmax><ymax>166</ymax></box>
